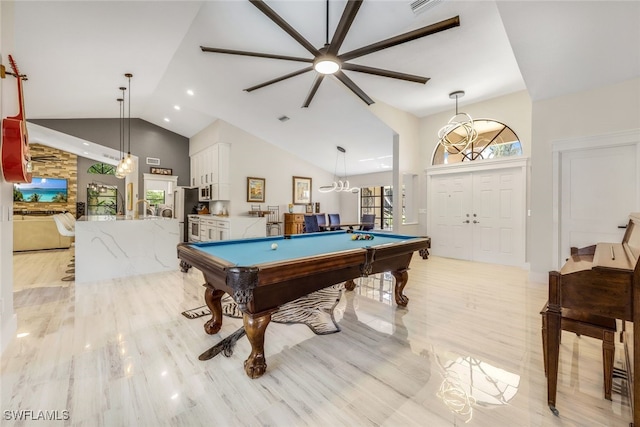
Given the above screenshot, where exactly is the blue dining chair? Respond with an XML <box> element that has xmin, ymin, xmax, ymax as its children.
<box><xmin>328</xmin><ymin>213</ymin><xmax>340</xmax><ymax>231</ymax></box>
<box><xmin>316</xmin><ymin>214</ymin><xmax>327</xmax><ymax>230</ymax></box>
<box><xmin>360</xmin><ymin>214</ymin><xmax>375</xmax><ymax>231</ymax></box>
<box><xmin>304</xmin><ymin>215</ymin><xmax>320</xmax><ymax>233</ymax></box>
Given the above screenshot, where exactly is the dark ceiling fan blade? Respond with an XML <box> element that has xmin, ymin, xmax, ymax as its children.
<box><xmin>31</xmin><ymin>155</ymin><xmax>59</xmax><ymax>163</ymax></box>
<box><xmin>327</xmin><ymin>0</ymin><xmax>363</xmax><ymax>56</ymax></box>
<box><xmin>250</xmin><ymin>0</ymin><xmax>320</xmax><ymax>57</ymax></box>
<box><xmin>342</xmin><ymin>63</ymin><xmax>429</xmax><ymax>84</ymax></box>
<box><xmin>302</xmin><ymin>74</ymin><xmax>325</xmax><ymax>108</ymax></box>
<box><xmin>334</xmin><ymin>70</ymin><xmax>374</xmax><ymax>105</ymax></box>
<box><xmin>244</xmin><ymin>66</ymin><xmax>313</xmax><ymax>92</ymax></box>
<box><xmin>339</xmin><ymin>16</ymin><xmax>460</xmax><ymax>62</ymax></box>
<box><xmin>200</xmin><ymin>46</ymin><xmax>313</xmax><ymax>63</ymax></box>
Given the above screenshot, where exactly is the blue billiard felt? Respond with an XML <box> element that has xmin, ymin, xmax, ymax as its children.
<box><xmin>191</xmin><ymin>231</ymin><xmax>419</xmax><ymax>266</ymax></box>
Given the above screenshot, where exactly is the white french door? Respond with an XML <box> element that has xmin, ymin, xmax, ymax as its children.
<box><xmin>427</xmin><ymin>158</ymin><xmax>527</xmax><ymax>267</ymax></box>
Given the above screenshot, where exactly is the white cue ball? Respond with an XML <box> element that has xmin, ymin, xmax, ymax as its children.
<box><xmin>271</xmin><ymin>243</ymin><xmax>278</xmax><ymax>250</ymax></box>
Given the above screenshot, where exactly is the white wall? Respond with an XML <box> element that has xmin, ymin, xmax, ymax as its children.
<box><xmin>528</xmin><ymin>77</ymin><xmax>640</xmax><ymax>282</ymax></box>
<box><xmin>190</xmin><ymin>119</ymin><xmax>341</xmax><ymax>217</ymax></box>
<box><xmin>1</xmin><ymin>1</ymin><xmax>18</xmax><ymax>355</ymax></box>
<box><xmin>369</xmin><ymin>100</ymin><xmax>421</xmax><ymax>235</ymax></box>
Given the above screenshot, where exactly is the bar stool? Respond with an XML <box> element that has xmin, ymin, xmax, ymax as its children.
<box><xmin>52</xmin><ymin>214</ymin><xmax>75</xmax><ymax>281</ymax></box>
<box><xmin>266</xmin><ymin>205</ymin><xmax>282</xmax><ymax>235</ymax></box>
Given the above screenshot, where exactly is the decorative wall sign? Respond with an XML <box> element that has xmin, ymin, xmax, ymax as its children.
<box><xmin>150</xmin><ymin>167</ymin><xmax>172</xmax><ymax>175</ymax></box>
<box><xmin>247</xmin><ymin>177</ymin><xmax>265</xmax><ymax>203</ymax></box>
<box><xmin>292</xmin><ymin>176</ymin><xmax>312</xmax><ymax>205</ymax></box>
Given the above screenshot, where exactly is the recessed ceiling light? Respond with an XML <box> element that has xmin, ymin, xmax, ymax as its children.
<box><xmin>83</xmin><ymin>151</ymin><xmax>89</xmax><ymax>155</ymax></box>
<box><xmin>164</xmin><ymin>118</ymin><xmax>170</xmax><ymax>122</ymax></box>
<box><xmin>82</xmin><ymin>142</ymin><xmax>90</xmax><ymax>146</ymax></box>
<box><xmin>186</xmin><ymin>89</ymin><xmax>194</xmax><ymax>96</ymax></box>
<box><xmin>174</xmin><ymin>105</ymin><xmax>181</xmax><ymax>110</ymax></box>
<box><xmin>17</xmin><ymin>332</ymin><xmax>29</xmax><ymax>338</ymax></box>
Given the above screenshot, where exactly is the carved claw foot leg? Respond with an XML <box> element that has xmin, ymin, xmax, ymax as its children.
<box><xmin>391</xmin><ymin>269</ymin><xmax>409</xmax><ymax>307</ymax></box>
<box><xmin>243</xmin><ymin>312</ymin><xmax>271</xmax><ymax>379</ymax></box>
<box><xmin>180</xmin><ymin>260</ymin><xmax>192</xmax><ymax>273</ymax></box>
<box><xmin>344</xmin><ymin>279</ymin><xmax>356</xmax><ymax>291</ymax></box>
<box><xmin>203</xmin><ymin>288</ymin><xmax>225</xmax><ymax>335</ymax></box>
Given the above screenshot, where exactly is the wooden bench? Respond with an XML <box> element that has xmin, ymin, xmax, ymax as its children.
<box><xmin>541</xmin><ymin>302</ymin><xmax>617</xmax><ymax>400</ymax></box>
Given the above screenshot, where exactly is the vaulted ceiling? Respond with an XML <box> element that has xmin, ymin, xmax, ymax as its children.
<box><xmin>7</xmin><ymin>1</ymin><xmax>639</xmax><ymax>175</ymax></box>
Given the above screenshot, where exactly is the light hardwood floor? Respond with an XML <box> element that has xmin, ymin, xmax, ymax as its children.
<box><xmin>2</xmin><ymin>249</ymin><xmax>633</xmax><ymax>426</ymax></box>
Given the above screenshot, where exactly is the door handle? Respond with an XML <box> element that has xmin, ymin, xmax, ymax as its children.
<box><xmin>618</xmin><ymin>225</ymin><xmax>628</xmax><ymax>229</ymax></box>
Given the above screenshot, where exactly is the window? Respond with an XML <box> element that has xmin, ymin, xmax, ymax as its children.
<box><xmin>432</xmin><ymin>119</ymin><xmax>522</xmax><ymax>165</ymax></box>
<box><xmin>146</xmin><ymin>190</ymin><xmax>165</xmax><ymax>207</ymax></box>
<box><xmin>87</xmin><ymin>163</ymin><xmax>116</xmax><ymax>175</ymax></box>
<box><xmin>87</xmin><ymin>185</ymin><xmax>118</xmax><ymax>215</ymax></box>
<box><xmin>360</xmin><ymin>186</ymin><xmax>394</xmax><ymax>231</ymax></box>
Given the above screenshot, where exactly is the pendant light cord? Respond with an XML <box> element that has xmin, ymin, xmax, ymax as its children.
<box><xmin>325</xmin><ymin>0</ymin><xmax>329</xmax><ymax>45</ymax></box>
<box><xmin>127</xmin><ymin>75</ymin><xmax>132</xmax><ymax>155</ymax></box>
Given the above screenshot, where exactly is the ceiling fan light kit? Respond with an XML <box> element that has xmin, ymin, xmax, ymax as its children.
<box><xmin>200</xmin><ymin>0</ymin><xmax>460</xmax><ymax>107</ymax></box>
<box><xmin>313</xmin><ymin>56</ymin><xmax>341</xmax><ymax>75</ymax></box>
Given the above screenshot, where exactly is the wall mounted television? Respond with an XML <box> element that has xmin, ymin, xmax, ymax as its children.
<box><xmin>13</xmin><ymin>177</ymin><xmax>68</xmax><ymax>203</ymax></box>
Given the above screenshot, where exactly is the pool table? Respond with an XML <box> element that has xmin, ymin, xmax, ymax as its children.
<box><xmin>177</xmin><ymin>230</ymin><xmax>429</xmax><ymax>378</ymax></box>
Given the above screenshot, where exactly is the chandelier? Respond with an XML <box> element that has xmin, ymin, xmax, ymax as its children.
<box><xmin>319</xmin><ymin>146</ymin><xmax>359</xmax><ymax>193</ymax></box>
<box><xmin>115</xmin><ymin>73</ymin><xmax>135</xmax><ymax>178</ymax></box>
<box><xmin>437</xmin><ymin>90</ymin><xmax>477</xmax><ymax>153</ymax></box>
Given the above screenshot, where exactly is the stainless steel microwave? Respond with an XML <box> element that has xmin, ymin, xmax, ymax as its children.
<box><xmin>200</xmin><ymin>185</ymin><xmax>211</xmax><ymax>201</ymax></box>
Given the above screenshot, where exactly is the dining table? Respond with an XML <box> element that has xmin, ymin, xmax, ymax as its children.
<box><xmin>248</xmin><ymin>210</ymin><xmax>273</xmax><ymax>217</ymax></box>
<box><xmin>319</xmin><ymin>222</ymin><xmax>373</xmax><ymax>231</ymax></box>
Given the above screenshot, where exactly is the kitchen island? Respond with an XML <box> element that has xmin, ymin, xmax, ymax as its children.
<box><xmin>75</xmin><ymin>215</ymin><xmax>180</xmax><ymax>284</ymax></box>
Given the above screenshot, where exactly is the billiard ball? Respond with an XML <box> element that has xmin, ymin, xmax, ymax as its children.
<box><xmin>271</xmin><ymin>243</ymin><xmax>278</xmax><ymax>250</ymax></box>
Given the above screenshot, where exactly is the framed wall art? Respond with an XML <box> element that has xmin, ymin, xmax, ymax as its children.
<box><xmin>247</xmin><ymin>177</ymin><xmax>265</xmax><ymax>203</ymax></box>
<box><xmin>150</xmin><ymin>167</ymin><xmax>172</xmax><ymax>175</ymax></box>
<box><xmin>292</xmin><ymin>176</ymin><xmax>312</xmax><ymax>205</ymax></box>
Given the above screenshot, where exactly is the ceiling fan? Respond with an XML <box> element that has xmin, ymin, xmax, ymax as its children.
<box><xmin>201</xmin><ymin>0</ymin><xmax>460</xmax><ymax>107</ymax></box>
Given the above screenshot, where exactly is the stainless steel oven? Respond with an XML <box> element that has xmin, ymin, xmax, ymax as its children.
<box><xmin>188</xmin><ymin>215</ymin><xmax>200</xmax><ymax>242</ymax></box>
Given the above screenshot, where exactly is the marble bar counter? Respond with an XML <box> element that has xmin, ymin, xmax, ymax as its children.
<box><xmin>75</xmin><ymin>215</ymin><xmax>180</xmax><ymax>284</ymax></box>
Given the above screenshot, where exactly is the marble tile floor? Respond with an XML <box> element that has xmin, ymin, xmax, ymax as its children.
<box><xmin>1</xmin><ymin>248</ymin><xmax>633</xmax><ymax>426</ymax></box>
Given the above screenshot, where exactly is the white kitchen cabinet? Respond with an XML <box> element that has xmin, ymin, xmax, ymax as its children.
<box><xmin>211</xmin><ymin>143</ymin><xmax>230</xmax><ymax>200</ymax></box>
<box><xmin>197</xmin><ymin>215</ymin><xmax>265</xmax><ymax>242</ymax></box>
<box><xmin>190</xmin><ymin>142</ymin><xmax>231</xmax><ymax>201</ymax></box>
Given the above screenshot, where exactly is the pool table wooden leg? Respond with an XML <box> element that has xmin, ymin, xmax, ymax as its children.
<box><xmin>243</xmin><ymin>312</ymin><xmax>272</xmax><ymax>379</ymax></box>
<box><xmin>344</xmin><ymin>279</ymin><xmax>356</xmax><ymax>291</ymax></box>
<box><xmin>203</xmin><ymin>288</ymin><xmax>225</xmax><ymax>335</ymax></box>
<box><xmin>391</xmin><ymin>268</ymin><xmax>409</xmax><ymax>307</ymax></box>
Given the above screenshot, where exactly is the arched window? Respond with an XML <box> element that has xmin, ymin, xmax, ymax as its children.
<box><xmin>432</xmin><ymin>119</ymin><xmax>522</xmax><ymax>165</ymax></box>
<box><xmin>87</xmin><ymin>163</ymin><xmax>116</xmax><ymax>175</ymax></box>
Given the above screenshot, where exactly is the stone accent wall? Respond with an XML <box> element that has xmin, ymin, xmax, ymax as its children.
<box><xmin>13</xmin><ymin>144</ymin><xmax>77</xmax><ymax>215</ymax></box>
